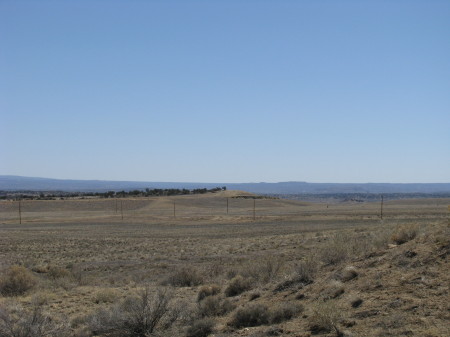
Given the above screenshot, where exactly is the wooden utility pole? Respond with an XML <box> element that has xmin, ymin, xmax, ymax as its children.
<box><xmin>173</xmin><ymin>201</ymin><xmax>176</xmax><ymax>218</ymax></box>
<box><xmin>120</xmin><ymin>200</ymin><xmax>123</xmax><ymax>220</ymax></box>
<box><xmin>226</xmin><ymin>197</ymin><xmax>229</xmax><ymax>214</ymax></box>
<box><xmin>18</xmin><ymin>199</ymin><xmax>22</xmax><ymax>224</ymax></box>
<box><xmin>253</xmin><ymin>199</ymin><xmax>256</xmax><ymax>221</ymax></box>
<box><xmin>380</xmin><ymin>195</ymin><xmax>384</xmax><ymax>219</ymax></box>
<box><xmin>115</xmin><ymin>199</ymin><xmax>118</xmax><ymax>213</ymax></box>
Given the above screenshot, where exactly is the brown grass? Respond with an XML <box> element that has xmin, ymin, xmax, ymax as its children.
<box><xmin>0</xmin><ymin>194</ymin><xmax>448</xmax><ymax>337</ymax></box>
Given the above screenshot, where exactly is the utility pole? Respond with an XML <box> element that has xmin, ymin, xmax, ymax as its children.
<box><xmin>120</xmin><ymin>200</ymin><xmax>123</xmax><ymax>220</ymax></box>
<box><xmin>115</xmin><ymin>199</ymin><xmax>118</xmax><ymax>213</ymax></box>
<box><xmin>18</xmin><ymin>199</ymin><xmax>22</xmax><ymax>224</ymax></box>
<box><xmin>173</xmin><ymin>201</ymin><xmax>176</xmax><ymax>218</ymax></box>
<box><xmin>380</xmin><ymin>195</ymin><xmax>384</xmax><ymax>219</ymax></box>
<box><xmin>253</xmin><ymin>199</ymin><xmax>256</xmax><ymax>221</ymax></box>
<box><xmin>227</xmin><ymin>197</ymin><xmax>229</xmax><ymax>214</ymax></box>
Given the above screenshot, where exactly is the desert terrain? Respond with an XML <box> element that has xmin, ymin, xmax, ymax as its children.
<box><xmin>0</xmin><ymin>191</ymin><xmax>448</xmax><ymax>337</ymax></box>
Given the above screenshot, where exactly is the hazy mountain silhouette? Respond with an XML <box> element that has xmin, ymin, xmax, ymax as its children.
<box><xmin>1</xmin><ymin>176</ymin><xmax>450</xmax><ymax>194</ymax></box>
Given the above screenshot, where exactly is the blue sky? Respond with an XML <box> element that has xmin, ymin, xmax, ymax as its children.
<box><xmin>1</xmin><ymin>0</ymin><xmax>449</xmax><ymax>183</ymax></box>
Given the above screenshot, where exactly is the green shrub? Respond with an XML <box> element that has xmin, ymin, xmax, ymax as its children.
<box><xmin>0</xmin><ymin>265</ymin><xmax>37</xmax><ymax>296</ymax></box>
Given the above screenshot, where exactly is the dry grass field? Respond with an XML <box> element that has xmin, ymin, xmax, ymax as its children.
<box><xmin>0</xmin><ymin>191</ymin><xmax>449</xmax><ymax>337</ymax></box>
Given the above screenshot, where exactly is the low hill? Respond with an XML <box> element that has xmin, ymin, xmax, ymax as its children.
<box><xmin>1</xmin><ymin>175</ymin><xmax>450</xmax><ymax>194</ymax></box>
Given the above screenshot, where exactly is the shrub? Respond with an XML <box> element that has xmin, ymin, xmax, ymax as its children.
<box><xmin>321</xmin><ymin>281</ymin><xmax>345</xmax><ymax>300</ymax></box>
<box><xmin>47</xmin><ymin>266</ymin><xmax>71</xmax><ymax>280</ymax></box>
<box><xmin>93</xmin><ymin>288</ymin><xmax>120</xmax><ymax>304</ymax></box>
<box><xmin>197</xmin><ymin>284</ymin><xmax>221</xmax><ymax>302</ymax></box>
<box><xmin>0</xmin><ymin>303</ymin><xmax>69</xmax><ymax>337</ymax></box>
<box><xmin>391</xmin><ymin>225</ymin><xmax>418</xmax><ymax>245</ymax></box>
<box><xmin>294</xmin><ymin>255</ymin><xmax>318</xmax><ymax>284</ymax></box>
<box><xmin>198</xmin><ymin>296</ymin><xmax>235</xmax><ymax>317</ymax></box>
<box><xmin>186</xmin><ymin>318</ymin><xmax>215</xmax><ymax>337</ymax></box>
<box><xmin>320</xmin><ymin>233</ymin><xmax>350</xmax><ymax>265</ymax></box>
<box><xmin>229</xmin><ymin>303</ymin><xmax>270</xmax><ymax>328</ymax></box>
<box><xmin>224</xmin><ymin>276</ymin><xmax>253</xmax><ymax>297</ymax></box>
<box><xmin>337</xmin><ymin>266</ymin><xmax>358</xmax><ymax>282</ymax></box>
<box><xmin>0</xmin><ymin>265</ymin><xmax>37</xmax><ymax>296</ymax></box>
<box><xmin>163</xmin><ymin>267</ymin><xmax>204</xmax><ymax>287</ymax></box>
<box><xmin>241</xmin><ymin>256</ymin><xmax>283</xmax><ymax>284</ymax></box>
<box><xmin>309</xmin><ymin>301</ymin><xmax>342</xmax><ymax>335</ymax></box>
<box><xmin>269</xmin><ymin>302</ymin><xmax>303</xmax><ymax>324</ymax></box>
<box><xmin>274</xmin><ymin>255</ymin><xmax>317</xmax><ymax>292</ymax></box>
<box><xmin>89</xmin><ymin>288</ymin><xmax>182</xmax><ymax>337</ymax></box>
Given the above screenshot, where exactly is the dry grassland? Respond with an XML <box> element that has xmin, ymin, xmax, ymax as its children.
<box><xmin>0</xmin><ymin>191</ymin><xmax>448</xmax><ymax>337</ymax></box>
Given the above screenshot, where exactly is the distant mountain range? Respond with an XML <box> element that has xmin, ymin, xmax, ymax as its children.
<box><xmin>1</xmin><ymin>175</ymin><xmax>450</xmax><ymax>195</ymax></box>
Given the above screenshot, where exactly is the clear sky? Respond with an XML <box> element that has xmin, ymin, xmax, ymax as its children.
<box><xmin>1</xmin><ymin>0</ymin><xmax>449</xmax><ymax>183</ymax></box>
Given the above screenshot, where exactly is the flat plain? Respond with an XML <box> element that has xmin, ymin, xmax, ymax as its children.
<box><xmin>0</xmin><ymin>191</ymin><xmax>448</xmax><ymax>337</ymax></box>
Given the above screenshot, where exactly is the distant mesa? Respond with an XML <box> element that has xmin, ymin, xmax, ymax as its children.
<box><xmin>0</xmin><ymin>175</ymin><xmax>450</xmax><ymax>194</ymax></box>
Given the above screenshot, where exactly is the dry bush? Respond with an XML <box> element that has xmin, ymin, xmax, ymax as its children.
<box><xmin>229</xmin><ymin>303</ymin><xmax>270</xmax><ymax>328</ymax></box>
<box><xmin>320</xmin><ymin>233</ymin><xmax>350</xmax><ymax>265</ymax></box>
<box><xmin>274</xmin><ymin>254</ymin><xmax>317</xmax><ymax>292</ymax></box>
<box><xmin>186</xmin><ymin>318</ymin><xmax>215</xmax><ymax>337</ymax></box>
<box><xmin>336</xmin><ymin>266</ymin><xmax>358</xmax><ymax>282</ymax></box>
<box><xmin>369</xmin><ymin>227</ymin><xmax>393</xmax><ymax>251</ymax></box>
<box><xmin>240</xmin><ymin>256</ymin><xmax>284</xmax><ymax>284</ymax></box>
<box><xmin>163</xmin><ymin>267</ymin><xmax>204</xmax><ymax>287</ymax></box>
<box><xmin>390</xmin><ymin>225</ymin><xmax>418</xmax><ymax>245</ymax></box>
<box><xmin>269</xmin><ymin>302</ymin><xmax>303</xmax><ymax>324</ymax></box>
<box><xmin>0</xmin><ymin>265</ymin><xmax>37</xmax><ymax>296</ymax></box>
<box><xmin>349</xmin><ymin>296</ymin><xmax>363</xmax><ymax>308</ymax></box>
<box><xmin>88</xmin><ymin>287</ymin><xmax>183</xmax><ymax>337</ymax></box>
<box><xmin>198</xmin><ymin>295</ymin><xmax>235</xmax><ymax>317</ymax></box>
<box><xmin>197</xmin><ymin>284</ymin><xmax>221</xmax><ymax>302</ymax></box>
<box><xmin>47</xmin><ymin>266</ymin><xmax>71</xmax><ymax>280</ymax></box>
<box><xmin>224</xmin><ymin>276</ymin><xmax>254</xmax><ymax>297</ymax></box>
<box><xmin>294</xmin><ymin>255</ymin><xmax>318</xmax><ymax>284</ymax></box>
<box><xmin>93</xmin><ymin>288</ymin><xmax>120</xmax><ymax>304</ymax></box>
<box><xmin>0</xmin><ymin>303</ymin><xmax>69</xmax><ymax>337</ymax></box>
<box><xmin>70</xmin><ymin>266</ymin><xmax>89</xmax><ymax>286</ymax></box>
<box><xmin>309</xmin><ymin>301</ymin><xmax>342</xmax><ymax>335</ymax></box>
<box><xmin>321</xmin><ymin>281</ymin><xmax>345</xmax><ymax>300</ymax></box>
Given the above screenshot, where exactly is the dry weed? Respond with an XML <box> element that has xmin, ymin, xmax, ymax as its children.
<box><xmin>197</xmin><ymin>284</ymin><xmax>221</xmax><ymax>302</ymax></box>
<box><xmin>309</xmin><ymin>300</ymin><xmax>342</xmax><ymax>335</ymax></box>
<box><xmin>224</xmin><ymin>276</ymin><xmax>254</xmax><ymax>297</ymax></box>
<box><xmin>390</xmin><ymin>224</ymin><xmax>419</xmax><ymax>245</ymax></box>
<box><xmin>0</xmin><ymin>265</ymin><xmax>37</xmax><ymax>296</ymax></box>
<box><xmin>0</xmin><ymin>302</ymin><xmax>69</xmax><ymax>337</ymax></box>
